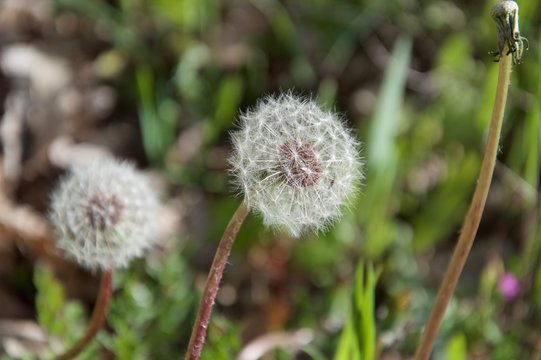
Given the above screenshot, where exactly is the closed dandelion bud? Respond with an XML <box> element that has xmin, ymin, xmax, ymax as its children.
<box><xmin>50</xmin><ymin>159</ymin><xmax>159</xmax><ymax>271</ymax></box>
<box><xmin>230</xmin><ymin>94</ymin><xmax>363</xmax><ymax>237</ymax></box>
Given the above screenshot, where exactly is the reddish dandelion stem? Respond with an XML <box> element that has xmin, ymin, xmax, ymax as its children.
<box><xmin>56</xmin><ymin>270</ymin><xmax>113</xmax><ymax>360</ymax></box>
<box><xmin>185</xmin><ymin>202</ymin><xmax>249</xmax><ymax>360</ymax></box>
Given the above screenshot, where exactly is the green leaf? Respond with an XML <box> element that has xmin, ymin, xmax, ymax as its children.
<box><xmin>136</xmin><ymin>66</ymin><xmax>178</xmax><ymax>165</ymax></box>
<box><xmin>34</xmin><ymin>264</ymin><xmax>67</xmax><ymax>336</ymax></box>
<box><xmin>34</xmin><ymin>263</ymin><xmax>90</xmax><ymax>357</ymax></box>
<box><xmin>444</xmin><ymin>333</ymin><xmax>467</xmax><ymax>360</ymax></box>
<box><xmin>360</xmin><ymin>37</ymin><xmax>412</xmax><ymax>257</ymax></box>
<box><xmin>367</xmin><ymin>37</ymin><xmax>411</xmax><ymax>171</ymax></box>
<box><xmin>334</xmin><ymin>262</ymin><xmax>378</xmax><ymax>360</ymax></box>
<box><xmin>203</xmin><ymin>74</ymin><xmax>244</xmax><ymax>144</ymax></box>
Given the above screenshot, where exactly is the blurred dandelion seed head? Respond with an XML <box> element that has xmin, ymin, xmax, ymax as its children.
<box><xmin>50</xmin><ymin>159</ymin><xmax>160</xmax><ymax>271</ymax></box>
<box><xmin>229</xmin><ymin>94</ymin><xmax>363</xmax><ymax>237</ymax></box>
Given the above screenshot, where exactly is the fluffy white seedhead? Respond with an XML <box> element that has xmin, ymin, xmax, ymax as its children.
<box><xmin>50</xmin><ymin>159</ymin><xmax>160</xmax><ymax>271</ymax></box>
<box><xmin>230</xmin><ymin>94</ymin><xmax>363</xmax><ymax>237</ymax></box>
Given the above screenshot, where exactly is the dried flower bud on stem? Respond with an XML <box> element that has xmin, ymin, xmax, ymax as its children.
<box><xmin>414</xmin><ymin>2</ymin><xmax>524</xmax><ymax>358</ymax></box>
<box><xmin>490</xmin><ymin>0</ymin><xmax>528</xmax><ymax>65</ymax></box>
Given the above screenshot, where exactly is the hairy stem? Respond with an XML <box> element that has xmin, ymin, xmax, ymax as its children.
<box><xmin>56</xmin><ymin>270</ymin><xmax>113</xmax><ymax>360</ymax></box>
<box><xmin>185</xmin><ymin>202</ymin><xmax>249</xmax><ymax>360</ymax></box>
<box><xmin>414</xmin><ymin>49</ymin><xmax>512</xmax><ymax>360</ymax></box>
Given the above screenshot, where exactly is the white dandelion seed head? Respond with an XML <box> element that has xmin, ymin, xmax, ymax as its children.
<box><xmin>49</xmin><ymin>159</ymin><xmax>160</xmax><ymax>271</ymax></box>
<box><xmin>229</xmin><ymin>93</ymin><xmax>363</xmax><ymax>237</ymax></box>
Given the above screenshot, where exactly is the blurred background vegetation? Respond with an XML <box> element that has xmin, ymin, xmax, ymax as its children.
<box><xmin>0</xmin><ymin>0</ymin><xmax>539</xmax><ymax>358</ymax></box>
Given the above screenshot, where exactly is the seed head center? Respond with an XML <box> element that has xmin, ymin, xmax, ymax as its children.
<box><xmin>87</xmin><ymin>192</ymin><xmax>124</xmax><ymax>230</ymax></box>
<box><xmin>279</xmin><ymin>140</ymin><xmax>321</xmax><ymax>187</ymax></box>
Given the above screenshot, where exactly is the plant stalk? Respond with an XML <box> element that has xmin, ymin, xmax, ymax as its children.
<box><xmin>57</xmin><ymin>269</ymin><xmax>113</xmax><ymax>360</ymax></box>
<box><xmin>414</xmin><ymin>49</ymin><xmax>512</xmax><ymax>360</ymax></box>
<box><xmin>185</xmin><ymin>202</ymin><xmax>249</xmax><ymax>360</ymax></box>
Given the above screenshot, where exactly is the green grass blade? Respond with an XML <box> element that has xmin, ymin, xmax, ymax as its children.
<box><xmin>334</xmin><ymin>262</ymin><xmax>378</xmax><ymax>360</ymax></box>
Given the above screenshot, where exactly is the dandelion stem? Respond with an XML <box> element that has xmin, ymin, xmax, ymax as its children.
<box><xmin>185</xmin><ymin>202</ymin><xmax>249</xmax><ymax>360</ymax></box>
<box><xmin>414</xmin><ymin>47</ymin><xmax>512</xmax><ymax>360</ymax></box>
<box><xmin>56</xmin><ymin>270</ymin><xmax>113</xmax><ymax>360</ymax></box>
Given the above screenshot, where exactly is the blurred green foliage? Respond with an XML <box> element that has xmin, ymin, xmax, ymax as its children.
<box><xmin>35</xmin><ymin>264</ymin><xmax>96</xmax><ymax>359</ymax></box>
<box><xmin>34</xmin><ymin>254</ymin><xmax>198</xmax><ymax>359</ymax></box>
<box><xmin>26</xmin><ymin>0</ymin><xmax>541</xmax><ymax>358</ymax></box>
<box><xmin>334</xmin><ymin>262</ymin><xmax>377</xmax><ymax>360</ymax></box>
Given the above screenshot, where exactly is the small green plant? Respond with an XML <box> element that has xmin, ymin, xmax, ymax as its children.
<box><xmin>334</xmin><ymin>262</ymin><xmax>378</xmax><ymax>360</ymax></box>
<box><xmin>35</xmin><ymin>264</ymin><xmax>91</xmax><ymax>358</ymax></box>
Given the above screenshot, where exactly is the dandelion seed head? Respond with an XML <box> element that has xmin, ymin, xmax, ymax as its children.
<box><xmin>49</xmin><ymin>159</ymin><xmax>160</xmax><ymax>271</ymax></box>
<box><xmin>229</xmin><ymin>94</ymin><xmax>363</xmax><ymax>236</ymax></box>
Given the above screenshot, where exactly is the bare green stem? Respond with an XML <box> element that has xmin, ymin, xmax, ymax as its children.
<box><xmin>185</xmin><ymin>202</ymin><xmax>249</xmax><ymax>360</ymax></box>
<box><xmin>56</xmin><ymin>270</ymin><xmax>113</xmax><ymax>360</ymax></box>
<box><xmin>414</xmin><ymin>47</ymin><xmax>512</xmax><ymax>360</ymax></box>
